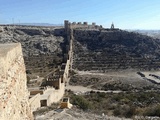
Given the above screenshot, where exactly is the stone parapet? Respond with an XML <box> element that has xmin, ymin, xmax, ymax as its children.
<box><xmin>0</xmin><ymin>43</ymin><xmax>33</xmax><ymax>120</ymax></box>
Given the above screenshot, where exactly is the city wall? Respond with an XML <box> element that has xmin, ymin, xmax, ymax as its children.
<box><xmin>30</xmin><ymin>20</ymin><xmax>90</xmax><ymax>111</ymax></box>
<box><xmin>65</xmin><ymin>20</ymin><xmax>102</xmax><ymax>30</ymax></box>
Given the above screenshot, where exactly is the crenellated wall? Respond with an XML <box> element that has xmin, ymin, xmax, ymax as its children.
<box><xmin>64</xmin><ymin>20</ymin><xmax>102</xmax><ymax>30</ymax></box>
<box><xmin>0</xmin><ymin>43</ymin><xmax>33</xmax><ymax>120</ymax></box>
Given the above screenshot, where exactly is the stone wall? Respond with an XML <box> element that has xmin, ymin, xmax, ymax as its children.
<box><xmin>29</xmin><ymin>20</ymin><xmax>73</xmax><ymax>110</ymax></box>
<box><xmin>47</xmin><ymin>83</ymin><xmax>65</xmax><ymax>104</ymax></box>
<box><xmin>39</xmin><ymin>82</ymin><xmax>65</xmax><ymax>106</ymax></box>
<box><xmin>0</xmin><ymin>43</ymin><xmax>33</xmax><ymax>120</ymax></box>
<box><xmin>29</xmin><ymin>94</ymin><xmax>40</xmax><ymax>112</ymax></box>
<box><xmin>64</xmin><ymin>20</ymin><xmax>102</xmax><ymax>30</ymax></box>
<box><xmin>63</xmin><ymin>60</ymin><xmax>70</xmax><ymax>82</ymax></box>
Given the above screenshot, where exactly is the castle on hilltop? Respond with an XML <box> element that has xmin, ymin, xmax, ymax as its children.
<box><xmin>64</xmin><ymin>20</ymin><xmax>102</xmax><ymax>30</ymax></box>
<box><xmin>64</xmin><ymin>20</ymin><xmax>119</xmax><ymax>31</ymax></box>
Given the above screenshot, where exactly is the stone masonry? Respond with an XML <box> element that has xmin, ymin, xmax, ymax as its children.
<box><xmin>0</xmin><ymin>43</ymin><xmax>33</xmax><ymax>120</ymax></box>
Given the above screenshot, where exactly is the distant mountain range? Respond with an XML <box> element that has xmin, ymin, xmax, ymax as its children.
<box><xmin>3</xmin><ymin>23</ymin><xmax>63</xmax><ymax>27</ymax></box>
<box><xmin>129</xmin><ymin>30</ymin><xmax>160</xmax><ymax>39</ymax></box>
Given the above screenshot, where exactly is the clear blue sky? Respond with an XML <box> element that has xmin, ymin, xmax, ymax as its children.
<box><xmin>0</xmin><ymin>0</ymin><xmax>160</xmax><ymax>29</ymax></box>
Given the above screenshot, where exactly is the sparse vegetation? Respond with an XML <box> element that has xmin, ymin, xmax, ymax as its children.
<box><xmin>67</xmin><ymin>91</ymin><xmax>160</xmax><ymax>118</ymax></box>
<box><xmin>33</xmin><ymin>103</ymin><xmax>59</xmax><ymax>116</ymax></box>
<box><xmin>143</xmin><ymin>105</ymin><xmax>160</xmax><ymax>117</ymax></box>
<box><xmin>71</xmin><ymin>95</ymin><xmax>92</xmax><ymax>111</ymax></box>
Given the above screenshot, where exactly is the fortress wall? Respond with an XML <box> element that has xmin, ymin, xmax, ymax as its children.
<box><xmin>71</xmin><ymin>24</ymin><xmax>88</xmax><ymax>29</ymax></box>
<box><xmin>29</xmin><ymin>94</ymin><xmax>40</xmax><ymax>112</ymax></box>
<box><xmin>0</xmin><ymin>43</ymin><xmax>33</xmax><ymax>120</ymax></box>
<box><xmin>70</xmin><ymin>24</ymin><xmax>98</xmax><ymax>30</ymax></box>
<box><xmin>44</xmin><ymin>54</ymin><xmax>69</xmax><ymax>105</ymax></box>
<box><xmin>69</xmin><ymin>22</ymin><xmax>101</xmax><ymax>30</ymax></box>
<box><xmin>47</xmin><ymin>83</ymin><xmax>65</xmax><ymax>105</ymax></box>
<box><xmin>30</xmin><ymin>20</ymin><xmax>74</xmax><ymax>108</ymax></box>
<box><xmin>30</xmin><ymin>57</ymin><xmax>69</xmax><ymax>107</ymax></box>
<box><xmin>65</xmin><ymin>20</ymin><xmax>100</xmax><ymax>34</ymax></box>
<box><xmin>38</xmin><ymin>80</ymin><xmax>65</xmax><ymax>106</ymax></box>
<box><xmin>63</xmin><ymin>60</ymin><xmax>70</xmax><ymax>82</ymax></box>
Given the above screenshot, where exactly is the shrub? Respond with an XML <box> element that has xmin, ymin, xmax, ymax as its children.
<box><xmin>124</xmin><ymin>105</ymin><xmax>136</xmax><ymax>118</ymax></box>
<box><xmin>113</xmin><ymin>105</ymin><xmax>136</xmax><ymax>118</ymax></box>
<box><xmin>144</xmin><ymin>105</ymin><xmax>160</xmax><ymax>117</ymax></box>
<box><xmin>71</xmin><ymin>95</ymin><xmax>91</xmax><ymax>111</ymax></box>
<box><xmin>113</xmin><ymin>106</ymin><xmax>121</xmax><ymax>116</ymax></box>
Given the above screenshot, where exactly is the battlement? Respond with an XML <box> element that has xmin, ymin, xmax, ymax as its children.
<box><xmin>64</xmin><ymin>20</ymin><xmax>102</xmax><ymax>30</ymax></box>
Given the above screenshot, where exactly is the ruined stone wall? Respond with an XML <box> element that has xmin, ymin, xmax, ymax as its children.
<box><xmin>39</xmin><ymin>82</ymin><xmax>65</xmax><ymax>106</ymax></box>
<box><xmin>0</xmin><ymin>43</ymin><xmax>33</xmax><ymax>120</ymax></box>
<box><xmin>29</xmin><ymin>94</ymin><xmax>40</xmax><ymax>112</ymax></box>
<box><xmin>47</xmin><ymin>83</ymin><xmax>65</xmax><ymax>104</ymax></box>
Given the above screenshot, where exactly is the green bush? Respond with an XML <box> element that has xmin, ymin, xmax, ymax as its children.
<box><xmin>113</xmin><ymin>105</ymin><xmax>136</xmax><ymax>118</ymax></box>
<box><xmin>144</xmin><ymin>105</ymin><xmax>160</xmax><ymax>117</ymax></box>
<box><xmin>113</xmin><ymin>106</ymin><xmax>121</xmax><ymax>116</ymax></box>
<box><xmin>71</xmin><ymin>95</ymin><xmax>91</xmax><ymax>111</ymax></box>
<box><xmin>124</xmin><ymin>106</ymin><xmax>136</xmax><ymax>118</ymax></box>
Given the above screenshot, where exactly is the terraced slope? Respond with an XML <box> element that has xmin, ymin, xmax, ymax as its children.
<box><xmin>72</xmin><ymin>29</ymin><xmax>160</xmax><ymax>71</ymax></box>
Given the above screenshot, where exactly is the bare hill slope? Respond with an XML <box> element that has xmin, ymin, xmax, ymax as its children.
<box><xmin>73</xmin><ymin>29</ymin><xmax>160</xmax><ymax>71</ymax></box>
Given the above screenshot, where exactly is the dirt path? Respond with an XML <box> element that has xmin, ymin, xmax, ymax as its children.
<box><xmin>66</xmin><ymin>85</ymin><xmax>122</xmax><ymax>94</ymax></box>
<box><xmin>76</xmin><ymin>70</ymin><xmax>140</xmax><ymax>78</ymax></box>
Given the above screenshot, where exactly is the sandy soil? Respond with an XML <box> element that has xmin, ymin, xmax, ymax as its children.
<box><xmin>70</xmin><ymin>70</ymin><xmax>160</xmax><ymax>91</ymax></box>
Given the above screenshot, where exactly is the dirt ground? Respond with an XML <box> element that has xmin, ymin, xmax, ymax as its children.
<box><xmin>34</xmin><ymin>107</ymin><xmax>132</xmax><ymax>120</ymax></box>
<box><xmin>69</xmin><ymin>70</ymin><xmax>160</xmax><ymax>91</ymax></box>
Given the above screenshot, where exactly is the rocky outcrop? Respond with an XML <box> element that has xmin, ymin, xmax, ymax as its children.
<box><xmin>0</xmin><ymin>26</ymin><xmax>64</xmax><ymax>57</ymax></box>
<box><xmin>0</xmin><ymin>43</ymin><xmax>33</xmax><ymax>120</ymax></box>
<box><xmin>72</xmin><ymin>29</ymin><xmax>160</xmax><ymax>71</ymax></box>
